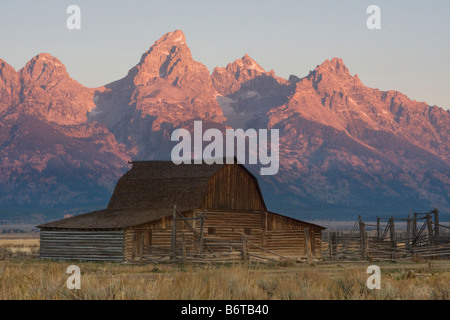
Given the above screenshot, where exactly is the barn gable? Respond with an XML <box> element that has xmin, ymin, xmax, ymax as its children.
<box><xmin>201</xmin><ymin>163</ymin><xmax>266</xmax><ymax>211</ymax></box>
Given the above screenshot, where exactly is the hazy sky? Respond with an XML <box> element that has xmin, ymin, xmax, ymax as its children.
<box><xmin>1</xmin><ymin>0</ymin><xmax>449</xmax><ymax>109</ymax></box>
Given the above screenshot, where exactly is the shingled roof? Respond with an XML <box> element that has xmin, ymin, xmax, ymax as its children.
<box><xmin>37</xmin><ymin>207</ymin><xmax>171</xmax><ymax>230</ymax></box>
<box><xmin>107</xmin><ymin>161</ymin><xmax>225</xmax><ymax>211</ymax></box>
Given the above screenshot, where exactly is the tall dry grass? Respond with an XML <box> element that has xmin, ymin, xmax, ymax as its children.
<box><xmin>151</xmin><ymin>264</ymin><xmax>450</xmax><ymax>300</ymax></box>
<box><xmin>1</xmin><ymin>238</ymin><xmax>450</xmax><ymax>300</ymax></box>
<box><xmin>0</xmin><ymin>242</ymin><xmax>39</xmax><ymax>260</ymax></box>
<box><xmin>2</xmin><ymin>258</ymin><xmax>450</xmax><ymax>300</ymax></box>
<box><xmin>0</xmin><ymin>260</ymin><xmax>160</xmax><ymax>300</ymax></box>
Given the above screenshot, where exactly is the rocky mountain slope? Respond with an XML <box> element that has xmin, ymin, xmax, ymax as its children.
<box><xmin>0</xmin><ymin>55</ymin><xmax>130</xmax><ymax>215</ymax></box>
<box><xmin>0</xmin><ymin>30</ymin><xmax>448</xmax><ymax>220</ymax></box>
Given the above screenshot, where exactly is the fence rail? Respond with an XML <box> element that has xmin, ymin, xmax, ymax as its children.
<box><xmin>321</xmin><ymin>209</ymin><xmax>450</xmax><ymax>261</ymax></box>
<box><xmin>134</xmin><ymin>234</ymin><xmax>303</xmax><ymax>264</ymax></box>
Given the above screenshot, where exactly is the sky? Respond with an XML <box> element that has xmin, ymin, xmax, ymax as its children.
<box><xmin>1</xmin><ymin>0</ymin><xmax>449</xmax><ymax>110</ymax></box>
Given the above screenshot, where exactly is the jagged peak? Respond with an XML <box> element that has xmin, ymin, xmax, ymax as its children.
<box><xmin>28</xmin><ymin>53</ymin><xmax>66</xmax><ymax>68</ymax></box>
<box><xmin>136</xmin><ymin>30</ymin><xmax>192</xmax><ymax>72</ymax></box>
<box><xmin>229</xmin><ymin>54</ymin><xmax>266</xmax><ymax>73</ymax></box>
<box><xmin>154</xmin><ymin>29</ymin><xmax>186</xmax><ymax>46</ymax></box>
<box><xmin>314</xmin><ymin>57</ymin><xmax>350</xmax><ymax>76</ymax></box>
<box><xmin>129</xmin><ymin>30</ymin><xmax>212</xmax><ymax>87</ymax></box>
<box><xmin>20</xmin><ymin>53</ymin><xmax>68</xmax><ymax>80</ymax></box>
<box><xmin>144</xmin><ymin>30</ymin><xmax>188</xmax><ymax>58</ymax></box>
<box><xmin>241</xmin><ymin>54</ymin><xmax>262</xmax><ymax>66</ymax></box>
<box><xmin>307</xmin><ymin>57</ymin><xmax>362</xmax><ymax>88</ymax></box>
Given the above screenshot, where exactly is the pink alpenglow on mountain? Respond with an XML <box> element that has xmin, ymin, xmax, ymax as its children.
<box><xmin>0</xmin><ymin>30</ymin><xmax>449</xmax><ymax>219</ymax></box>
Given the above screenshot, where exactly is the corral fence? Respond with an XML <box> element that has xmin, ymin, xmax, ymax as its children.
<box><xmin>139</xmin><ymin>234</ymin><xmax>298</xmax><ymax>264</ymax></box>
<box><xmin>135</xmin><ymin>205</ymin><xmax>301</xmax><ymax>264</ymax></box>
<box><xmin>321</xmin><ymin>208</ymin><xmax>450</xmax><ymax>261</ymax></box>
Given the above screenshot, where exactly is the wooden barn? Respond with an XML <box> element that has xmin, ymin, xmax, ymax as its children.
<box><xmin>37</xmin><ymin>161</ymin><xmax>325</xmax><ymax>263</ymax></box>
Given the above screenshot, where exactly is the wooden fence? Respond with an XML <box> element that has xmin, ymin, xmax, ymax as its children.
<box><xmin>141</xmin><ymin>235</ymin><xmax>247</xmax><ymax>263</ymax></box>
<box><xmin>130</xmin><ymin>205</ymin><xmax>318</xmax><ymax>264</ymax></box>
<box><xmin>138</xmin><ymin>232</ymin><xmax>316</xmax><ymax>264</ymax></box>
<box><xmin>321</xmin><ymin>208</ymin><xmax>450</xmax><ymax>261</ymax></box>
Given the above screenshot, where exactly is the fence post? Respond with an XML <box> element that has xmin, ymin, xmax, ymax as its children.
<box><xmin>181</xmin><ymin>232</ymin><xmax>187</xmax><ymax>264</ymax></box>
<box><xmin>304</xmin><ymin>228</ymin><xmax>312</xmax><ymax>263</ymax></box>
<box><xmin>434</xmin><ymin>208</ymin><xmax>440</xmax><ymax>238</ymax></box>
<box><xmin>359</xmin><ymin>221</ymin><xmax>366</xmax><ymax>260</ymax></box>
<box><xmin>376</xmin><ymin>216</ymin><xmax>380</xmax><ymax>240</ymax></box>
<box><xmin>426</xmin><ymin>213</ymin><xmax>434</xmax><ymax>247</ymax></box>
<box><xmin>198</xmin><ymin>211</ymin><xmax>205</xmax><ymax>253</ymax></box>
<box><xmin>364</xmin><ymin>232</ymin><xmax>370</xmax><ymax>261</ymax></box>
<box><xmin>242</xmin><ymin>234</ymin><xmax>249</xmax><ymax>263</ymax></box>
<box><xmin>390</xmin><ymin>216</ymin><xmax>397</xmax><ymax>260</ymax></box>
<box><xmin>413</xmin><ymin>213</ymin><xmax>418</xmax><ymax>240</ymax></box>
<box><xmin>406</xmin><ymin>215</ymin><xmax>411</xmax><ymax>245</ymax></box>
<box><xmin>328</xmin><ymin>232</ymin><xmax>333</xmax><ymax>261</ymax></box>
<box><xmin>331</xmin><ymin>231</ymin><xmax>337</xmax><ymax>260</ymax></box>
<box><xmin>171</xmin><ymin>204</ymin><xmax>177</xmax><ymax>259</ymax></box>
<box><xmin>390</xmin><ymin>216</ymin><xmax>395</xmax><ymax>241</ymax></box>
<box><xmin>392</xmin><ymin>240</ymin><xmax>398</xmax><ymax>260</ymax></box>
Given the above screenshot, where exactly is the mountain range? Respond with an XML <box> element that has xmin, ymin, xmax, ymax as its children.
<box><xmin>1</xmin><ymin>30</ymin><xmax>449</xmax><ymax>222</ymax></box>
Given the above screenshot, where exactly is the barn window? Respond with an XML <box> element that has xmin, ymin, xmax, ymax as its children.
<box><xmin>244</xmin><ymin>228</ymin><xmax>252</xmax><ymax>235</ymax></box>
<box><xmin>208</xmin><ymin>227</ymin><xmax>216</xmax><ymax>235</ymax></box>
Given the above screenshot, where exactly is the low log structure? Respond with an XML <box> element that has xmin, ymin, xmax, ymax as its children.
<box><xmin>38</xmin><ymin>161</ymin><xmax>325</xmax><ymax>263</ymax></box>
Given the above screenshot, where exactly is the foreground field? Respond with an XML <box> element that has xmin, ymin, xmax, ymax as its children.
<box><xmin>1</xmin><ymin>238</ymin><xmax>450</xmax><ymax>300</ymax></box>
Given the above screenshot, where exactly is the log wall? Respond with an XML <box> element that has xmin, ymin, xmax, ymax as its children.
<box><xmin>40</xmin><ymin>230</ymin><xmax>124</xmax><ymax>262</ymax></box>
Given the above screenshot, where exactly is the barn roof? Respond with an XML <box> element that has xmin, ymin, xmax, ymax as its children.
<box><xmin>267</xmin><ymin>211</ymin><xmax>326</xmax><ymax>230</ymax></box>
<box><xmin>38</xmin><ymin>160</ymin><xmax>264</xmax><ymax>229</ymax></box>
<box><xmin>106</xmin><ymin>161</ymin><xmax>227</xmax><ymax>211</ymax></box>
<box><xmin>37</xmin><ymin>207</ymin><xmax>171</xmax><ymax>230</ymax></box>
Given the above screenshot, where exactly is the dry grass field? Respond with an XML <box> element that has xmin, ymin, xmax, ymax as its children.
<box><xmin>1</xmin><ymin>235</ymin><xmax>450</xmax><ymax>300</ymax></box>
